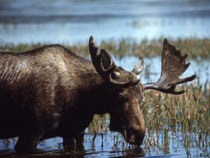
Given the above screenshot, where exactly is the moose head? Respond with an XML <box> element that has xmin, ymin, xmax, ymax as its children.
<box><xmin>89</xmin><ymin>36</ymin><xmax>196</xmax><ymax>146</ymax></box>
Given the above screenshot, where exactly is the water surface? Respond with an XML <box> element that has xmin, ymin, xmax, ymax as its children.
<box><xmin>0</xmin><ymin>0</ymin><xmax>210</xmax><ymax>44</ymax></box>
<box><xmin>0</xmin><ymin>56</ymin><xmax>209</xmax><ymax>158</ymax></box>
<box><xmin>0</xmin><ymin>0</ymin><xmax>209</xmax><ymax>157</ymax></box>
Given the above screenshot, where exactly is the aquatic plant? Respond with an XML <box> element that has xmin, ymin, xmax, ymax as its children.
<box><xmin>87</xmin><ymin>81</ymin><xmax>209</xmax><ymax>157</ymax></box>
<box><xmin>0</xmin><ymin>40</ymin><xmax>209</xmax><ymax>157</ymax></box>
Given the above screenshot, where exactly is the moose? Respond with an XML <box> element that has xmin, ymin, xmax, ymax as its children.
<box><xmin>0</xmin><ymin>36</ymin><xmax>195</xmax><ymax>153</ymax></box>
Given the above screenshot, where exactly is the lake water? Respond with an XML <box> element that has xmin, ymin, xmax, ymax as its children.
<box><xmin>0</xmin><ymin>0</ymin><xmax>210</xmax><ymax>44</ymax></box>
<box><xmin>0</xmin><ymin>0</ymin><xmax>209</xmax><ymax>157</ymax></box>
<box><xmin>0</xmin><ymin>56</ymin><xmax>209</xmax><ymax>158</ymax></box>
<box><xmin>116</xmin><ymin>56</ymin><xmax>210</xmax><ymax>86</ymax></box>
<box><xmin>0</xmin><ymin>123</ymin><xmax>209</xmax><ymax>158</ymax></box>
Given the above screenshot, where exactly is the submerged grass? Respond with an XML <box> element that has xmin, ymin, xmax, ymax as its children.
<box><xmin>0</xmin><ymin>39</ymin><xmax>209</xmax><ymax>157</ymax></box>
<box><xmin>0</xmin><ymin>38</ymin><xmax>210</xmax><ymax>59</ymax></box>
<box><xmin>142</xmin><ymin>82</ymin><xmax>210</xmax><ymax>156</ymax></box>
<box><xmin>88</xmin><ymin>81</ymin><xmax>210</xmax><ymax>157</ymax></box>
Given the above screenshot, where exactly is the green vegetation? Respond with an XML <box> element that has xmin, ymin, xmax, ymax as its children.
<box><xmin>0</xmin><ymin>38</ymin><xmax>210</xmax><ymax>59</ymax></box>
<box><xmin>88</xmin><ymin>81</ymin><xmax>210</xmax><ymax>157</ymax></box>
<box><xmin>143</xmin><ymin>82</ymin><xmax>209</xmax><ymax>155</ymax></box>
<box><xmin>0</xmin><ymin>38</ymin><xmax>209</xmax><ymax>157</ymax></box>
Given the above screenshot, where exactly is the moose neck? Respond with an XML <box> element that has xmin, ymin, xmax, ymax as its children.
<box><xmin>60</xmin><ymin>67</ymin><xmax>112</xmax><ymax>136</ymax></box>
<box><xmin>77</xmin><ymin>70</ymin><xmax>114</xmax><ymax>115</ymax></box>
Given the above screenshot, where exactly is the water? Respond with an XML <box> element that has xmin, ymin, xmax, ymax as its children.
<box><xmin>0</xmin><ymin>0</ymin><xmax>209</xmax><ymax>157</ymax></box>
<box><xmin>0</xmin><ymin>56</ymin><xmax>209</xmax><ymax>157</ymax></box>
<box><xmin>116</xmin><ymin>56</ymin><xmax>210</xmax><ymax>86</ymax></box>
<box><xmin>0</xmin><ymin>126</ymin><xmax>209</xmax><ymax>157</ymax></box>
<box><xmin>0</xmin><ymin>0</ymin><xmax>210</xmax><ymax>44</ymax></box>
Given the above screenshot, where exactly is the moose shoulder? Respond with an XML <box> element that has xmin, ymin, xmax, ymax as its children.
<box><xmin>0</xmin><ymin>37</ymin><xmax>196</xmax><ymax>153</ymax></box>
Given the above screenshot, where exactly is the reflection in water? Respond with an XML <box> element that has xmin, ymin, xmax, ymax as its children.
<box><xmin>0</xmin><ymin>0</ymin><xmax>210</xmax><ymax>44</ymax></box>
<box><xmin>0</xmin><ymin>1</ymin><xmax>209</xmax><ymax>157</ymax></box>
<box><xmin>0</xmin><ymin>56</ymin><xmax>209</xmax><ymax>157</ymax></box>
<box><xmin>0</xmin><ymin>133</ymin><xmax>145</xmax><ymax>158</ymax></box>
<box><xmin>0</xmin><ymin>130</ymin><xmax>209</xmax><ymax>157</ymax></box>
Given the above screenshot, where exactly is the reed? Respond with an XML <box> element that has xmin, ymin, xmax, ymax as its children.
<box><xmin>87</xmin><ymin>81</ymin><xmax>209</xmax><ymax>156</ymax></box>
<box><xmin>0</xmin><ymin>38</ymin><xmax>210</xmax><ymax>59</ymax></box>
<box><xmin>0</xmin><ymin>40</ymin><xmax>209</xmax><ymax>157</ymax></box>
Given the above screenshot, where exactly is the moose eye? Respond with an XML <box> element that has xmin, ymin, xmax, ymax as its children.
<box><xmin>111</xmin><ymin>71</ymin><xmax>121</xmax><ymax>79</ymax></box>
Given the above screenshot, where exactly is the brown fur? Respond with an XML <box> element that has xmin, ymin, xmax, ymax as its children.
<box><xmin>0</xmin><ymin>44</ymin><xmax>145</xmax><ymax>153</ymax></box>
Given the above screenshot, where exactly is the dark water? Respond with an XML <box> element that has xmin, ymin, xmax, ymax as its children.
<box><xmin>0</xmin><ymin>123</ymin><xmax>209</xmax><ymax>158</ymax></box>
<box><xmin>0</xmin><ymin>0</ymin><xmax>210</xmax><ymax>44</ymax></box>
<box><xmin>0</xmin><ymin>129</ymin><xmax>209</xmax><ymax>158</ymax></box>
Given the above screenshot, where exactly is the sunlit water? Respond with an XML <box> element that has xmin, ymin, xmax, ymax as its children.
<box><xmin>116</xmin><ymin>56</ymin><xmax>210</xmax><ymax>86</ymax></box>
<box><xmin>0</xmin><ymin>0</ymin><xmax>210</xmax><ymax>44</ymax></box>
<box><xmin>0</xmin><ymin>126</ymin><xmax>209</xmax><ymax>157</ymax></box>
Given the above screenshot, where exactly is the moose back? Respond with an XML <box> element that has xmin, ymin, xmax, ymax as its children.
<box><xmin>0</xmin><ymin>36</ymin><xmax>195</xmax><ymax>153</ymax></box>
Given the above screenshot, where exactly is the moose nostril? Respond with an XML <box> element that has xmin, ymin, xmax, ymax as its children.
<box><xmin>128</xmin><ymin>134</ymin><xmax>136</xmax><ymax>144</ymax></box>
<box><xmin>127</xmin><ymin>133</ymin><xmax>143</xmax><ymax>146</ymax></box>
<box><xmin>138</xmin><ymin>135</ymin><xmax>144</xmax><ymax>145</ymax></box>
<box><xmin>127</xmin><ymin>128</ymin><xmax>145</xmax><ymax>145</ymax></box>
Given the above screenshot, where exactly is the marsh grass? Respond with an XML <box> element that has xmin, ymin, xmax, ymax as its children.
<box><xmin>87</xmin><ymin>81</ymin><xmax>210</xmax><ymax>157</ymax></box>
<box><xmin>142</xmin><ymin>82</ymin><xmax>209</xmax><ymax>154</ymax></box>
<box><xmin>0</xmin><ymin>38</ymin><xmax>210</xmax><ymax>59</ymax></box>
<box><xmin>75</xmin><ymin>38</ymin><xmax>209</xmax><ymax>156</ymax></box>
<box><xmin>0</xmin><ymin>39</ymin><xmax>209</xmax><ymax>157</ymax></box>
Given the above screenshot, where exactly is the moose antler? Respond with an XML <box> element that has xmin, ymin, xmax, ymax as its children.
<box><xmin>143</xmin><ymin>39</ymin><xmax>196</xmax><ymax>94</ymax></box>
<box><xmin>132</xmin><ymin>57</ymin><xmax>144</xmax><ymax>75</ymax></box>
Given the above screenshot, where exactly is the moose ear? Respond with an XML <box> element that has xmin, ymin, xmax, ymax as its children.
<box><xmin>99</xmin><ymin>49</ymin><xmax>115</xmax><ymax>71</ymax></box>
<box><xmin>89</xmin><ymin>36</ymin><xmax>139</xmax><ymax>86</ymax></box>
<box><xmin>89</xmin><ymin>36</ymin><xmax>116</xmax><ymax>80</ymax></box>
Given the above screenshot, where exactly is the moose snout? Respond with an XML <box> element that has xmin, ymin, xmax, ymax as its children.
<box><xmin>126</xmin><ymin>127</ymin><xmax>146</xmax><ymax>146</ymax></box>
